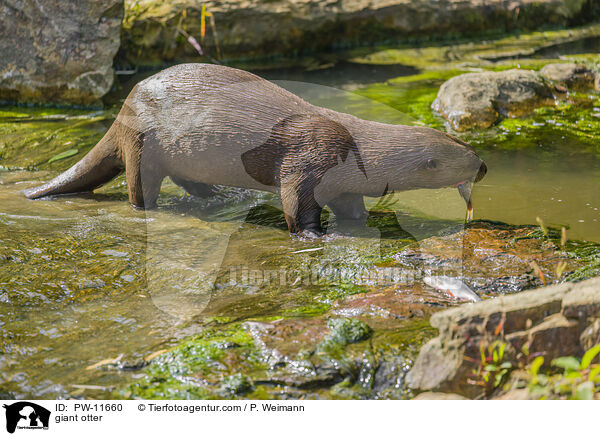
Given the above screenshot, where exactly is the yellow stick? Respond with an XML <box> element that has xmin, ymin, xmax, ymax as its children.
<box><xmin>201</xmin><ymin>4</ymin><xmax>206</xmax><ymax>40</ymax></box>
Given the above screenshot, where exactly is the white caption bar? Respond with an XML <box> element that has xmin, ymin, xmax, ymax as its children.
<box><xmin>0</xmin><ymin>400</ymin><xmax>593</xmax><ymax>436</ymax></box>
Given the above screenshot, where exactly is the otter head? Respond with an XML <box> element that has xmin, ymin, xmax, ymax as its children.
<box><xmin>386</xmin><ymin>127</ymin><xmax>487</xmax><ymax>219</ymax></box>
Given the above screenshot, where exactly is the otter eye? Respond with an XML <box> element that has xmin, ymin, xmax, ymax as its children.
<box><xmin>425</xmin><ymin>159</ymin><xmax>437</xmax><ymax>169</ymax></box>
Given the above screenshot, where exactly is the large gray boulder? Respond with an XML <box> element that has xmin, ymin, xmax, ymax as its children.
<box><xmin>0</xmin><ymin>0</ymin><xmax>123</xmax><ymax>105</ymax></box>
<box><xmin>407</xmin><ymin>277</ymin><xmax>600</xmax><ymax>398</ymax></box>
<box><xmin>432</xmin><ymin>69</ymin><xmax>556</xmax><ymax>131</ymax></box>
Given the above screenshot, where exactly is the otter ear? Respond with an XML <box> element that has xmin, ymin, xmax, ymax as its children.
<box><xmin>241</xmin><ymin>140</ymin><xmax>279</xmax><ymax>186</ymax></box>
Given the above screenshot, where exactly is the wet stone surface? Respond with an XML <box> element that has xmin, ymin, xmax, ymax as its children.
<box><xmin>0</xmin><ymin>0</ymin><xmax>123</xmax><ymax>105</ymax></box>
<box><xmin>122</xmin><ymin>316</ymin><xmax>432</xmax><ymax>400</ymax></box>
<box><xmin>539</xmin><ymin>63</ymin><xmax>598</xmax><ymax>91</ymax></box>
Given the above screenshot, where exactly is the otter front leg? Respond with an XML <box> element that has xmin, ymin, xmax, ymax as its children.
<box><xmin>280</xmin><ymin>173</ymin><xmax>323</xmax><ymax>235</ymax></box>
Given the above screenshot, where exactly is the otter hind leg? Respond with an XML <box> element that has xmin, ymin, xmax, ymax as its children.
<box><xmin>126</xmin><ymin>161</ymin><xmax>164</xmax><ymax>210</ymax></box>
<box><xmin>125</xmin><ymin>130</ymin><xmax>165</xmax><ymax>210</ymax></box>
<box><xmin>170</xmin><ymin>176</ymin><xmax>216</xmax><ymax>198</ymax></box>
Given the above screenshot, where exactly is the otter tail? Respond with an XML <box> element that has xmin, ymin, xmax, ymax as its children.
<box><xmin>24</xmin><ymin>131</ymin><xmax>123</xmax><ymax>199</ymax></box>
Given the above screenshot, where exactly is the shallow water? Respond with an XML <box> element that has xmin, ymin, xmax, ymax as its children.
<box><xmin>1</xmin><ymin>29</ymin><xmax>600</xmax><ymax>399</ymax></box>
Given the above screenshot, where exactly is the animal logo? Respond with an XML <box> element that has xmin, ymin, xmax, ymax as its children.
<box><xmin>2</xmin><ymin>402</ymin><xmax>50</xmax><ymax>434</ymax></box>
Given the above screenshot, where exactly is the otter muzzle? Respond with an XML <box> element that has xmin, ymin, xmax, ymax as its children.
<box><xmin>457</xmin><ymin>181</ymin><xmax>474</xmax><ymax>221</ymax></box>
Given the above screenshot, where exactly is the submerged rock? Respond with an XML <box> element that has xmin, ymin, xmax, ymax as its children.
<box><xmin>539</xmin><ymin>63</ymin><xmax>598</xmax><ymax>91</ymax></box>
<box><xmin>0</xmin><ymin>0</ymin><xmax>123</xmax><ymax>105</ymax></box>
<box><xmin>393</xmin><ymin>221</ymin><xmax>591</xmax><ymax>296</ymax></box>
<box><xmin>220</xmin><ymin>373</ymin><xmax>253</xmax><ymax>395</ymax></box>
<box><xmin>406</xmin><ymin>277</ymin><xmax>600</xmax><ymax>398</ymax></box>
<box><xmin>432</xmin><ymin>69</ymin><xmax>556</xmax><ymax>131</ymax></box>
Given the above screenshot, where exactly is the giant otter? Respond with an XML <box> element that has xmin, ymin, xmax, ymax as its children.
<box><xmin>24</xmin><ymin>63</ymin><xmax>487</xmax><ymax>235</ymax></box>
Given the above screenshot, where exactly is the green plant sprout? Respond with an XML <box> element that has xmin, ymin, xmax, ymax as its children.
<box><xmin>526</xmin><ymin>344</ymin><xmax>600</xmax><ymax>399</ymax></box>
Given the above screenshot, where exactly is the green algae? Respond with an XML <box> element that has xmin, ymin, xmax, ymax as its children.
<box><xmin>371</xmin><ymin>319</ymin><xmax>437</xmax><ymax>352</ymax></box>
<box><xmin>353</xmin><ymin>59</ymin><xmax>600</xmax><ymax>158</ymax></box>
<box><xmin>353</xmin><ymin>71</ymin><xmax>461</xmax><ymax>128</ymax></box>
<box><xmin>278</xmin><ymin>283</ymin><xmax>369</xmax><ymax>319</ymax></box>
<box><xmin>566</xmin><ymin>255</ymin><xmax>600</xmax><ymax>282</ymax></box>
<box><xmin>461</xmin><ymin>97</ymin><xmax>600</xmax><ymax>159</ymax></box>
<box><xmin>311</xmin><ymin>318</ymin><xmax>374</xmax><ymax>397</ymax></box>
<box><xmin>125</xmin><ymin>324</ymin><xmax>267</xmax><ymax>399</ymax></box>
<box><xmin>283</xmin><ymin>303</ymin><xmax>331</xmax><ymax>318</ymax></box>
<box><xmin>0</xmin><ymin>106</ymin><xmax>115</xmax><ymax>171</ymax></box>
<box><xmin>123</xmin><ymin>316</ymin><xmax>427</xmax><ymax>400</ymax></box>
<box><xmin>0</xmin><ymin>225</ymin><xmax>145</xmax><ymax>305</ymax></box>
<box><xmin>282</xmin><ymin>282</ymin><xmax>371</xmax><ymax>319</ymax></box>
<box><xmin>203</xmin><ymin>316</ymin><xmax>234</xmax><ymax>325</ymax></box>
<box><xmin>347</xmin><ymin>23</ymin><xmax>600</xmax><ymax>68</ymax></box>
<box><xmin>315</xmin><ymin>283</ymin><xmax>367</xmax><ymax>304</ymax></box>
<box><xmin>126</xmin><ymin>378</ymin><xmax>211</xmax><ymax>400</ymax></box>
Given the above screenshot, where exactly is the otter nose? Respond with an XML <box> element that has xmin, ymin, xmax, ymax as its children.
<box><xmin>474</xmin><ymin>161</ymin><xmax>487</xmax><ymax>182</ymax></box>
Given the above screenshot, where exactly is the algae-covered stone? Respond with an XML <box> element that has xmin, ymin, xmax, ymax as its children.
<box><xmin>0</xmin><ymin>0</ymin><xmax>123</xmax><ymax>105</ymax></box>
<box><xmin>432</xmin><ymin>69</ymin><xmax>556</xmax><ymax>131</ymax></box>
<box><xmin>539</xmin><ymin>63</ymin><xmax>598</xmax><ymax>91</ymax></box>
<box><xmin>126</xmin><ymin>316</ymin><xmax>420</xmax><ymax>399</ymax></box>
<box><xmin>127</xmin><ymin>325</ymin><xmax>265</xmax><ymax>399</ymax></box>
<box><xmin>325</xmin><ymin>318</ymin><xmax>372</xmax><ymax>346</ymax></box>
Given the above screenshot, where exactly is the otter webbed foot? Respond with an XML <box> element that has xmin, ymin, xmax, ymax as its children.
<box><xmin>284</xmin><ymin>206</ymin><xmax>324</xmax><ymax>236</ymax></box>
<box><xmin>296</xmin><ymin>228</ymin><xmax>324</xmax><ymax>239</ymax></box>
